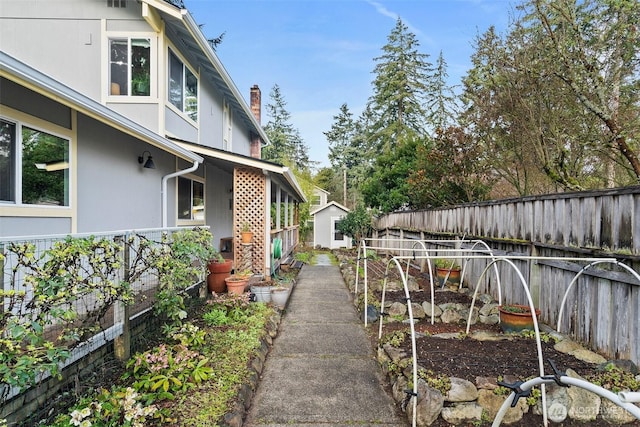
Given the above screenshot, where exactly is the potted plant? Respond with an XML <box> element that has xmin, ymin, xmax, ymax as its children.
<box><xmin>240</xmin><ymin>222</ymin><xmax>253</xmax><ymax>244</ymax></box>
<box><xmin>224</xmin><ymin>270</ymin><xmax>252</xmax><ymax>295</ymax></box>
<box><xmin>498</xmin><ymin>304</ymin><xmax>541</xmax><ymax>333</ymax></box>
<box><xmin>433</xmin><ymin>258</ymin><xmax>462</xmax><ymax>288</ymax></box>
<box><xmin>207</xmin><ymin>253</ymin><xmax>233</xmax><ymax>294</ymax></box>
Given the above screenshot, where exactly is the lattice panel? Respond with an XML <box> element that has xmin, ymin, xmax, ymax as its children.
<box><xmin>233</xmin><ymin>168</ymin><xmax>266</xmax><ymax>275</ymax></box>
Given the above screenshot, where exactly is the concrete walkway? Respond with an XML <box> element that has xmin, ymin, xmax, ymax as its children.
<box><xmin>244</xmin><ymin>257</ymin><xmax>407</xmax><ymax>427</ymax></box>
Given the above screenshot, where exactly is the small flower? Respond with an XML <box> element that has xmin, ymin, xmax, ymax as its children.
<box><xmin>70</xmin><ymin>410</ymin><xmax>84</xmax><ymax>426</ymax></box>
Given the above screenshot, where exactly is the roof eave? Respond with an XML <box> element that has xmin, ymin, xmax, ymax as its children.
<box><xmin>145</xmin><ymin>0</ymin><xmax>270</xmax><ymax>146</ymax></box>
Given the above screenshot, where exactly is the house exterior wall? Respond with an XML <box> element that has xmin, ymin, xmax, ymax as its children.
<box><xmin>0</xmin><ymin>79</ymin><xmax>77</xmax><ymax>236</ymax></box>
<box><xmin>0</xmin><ymin>78</ymin><xmax>193</xmax><ymax>236</ymax></box>
<box><xmin>204</xmin><ymin>165</ymin><xmax>233</xmax><ymax>250</ymax></box>
<box><xmin>0</xmin><ymin>0</ymin><xmax>255</xmax><ymax>155</ymax></box>
<box><xmin>75</xmin><ymin>114</ymin><xmax>166</xmax><ymax>232</ymax></box>
<box><xmin>199</xmin><ymin>79</ymin><xmax>224</xmax><ymax>148</ymax></box>
<box><xmin>0</xmin><ymin>1</ymin><xmax>132</xmax><ymax>101</ymax></box>
<box><xmin>1</xmin><ymin>0</ymin><xmax>303</xmax><ymax>270</ymax></box>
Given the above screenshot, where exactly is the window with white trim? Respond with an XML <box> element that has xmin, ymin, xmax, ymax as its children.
<box><xmin>168</xmin><ymin>49</ymin><xmax>198</xmax><ymax>122</ymax></box>
<box><xmin>333</xmin><ymin>218</ymin><xmax>345</xmax><ymax>241</ymax></box>
<box><xmin>0</xmin><ymin>118</ymin><xmax>70</xmax><ymax>206</ymax></box>
<box><xmin>223</xmin><ymin>100</ymin><xmax>232</xmax><ymax>150</ymax></box>
<box><xmin>109</xmin><ymin>37</ymin><xmax>151</xmax><ymax>97</ymax></box>
<box><xmin>177</xmin><ymin>176</ymin><xmax>205</xmax><ymax>222</ymax></box>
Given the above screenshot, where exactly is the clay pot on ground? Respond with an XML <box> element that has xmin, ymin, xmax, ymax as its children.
<box><xmin>207</xmin><ymin>259</ymin><xmax>233</xmax><ymax>293</ymax></box>
<box><xmin>435</xmin><ymin>266</ymin><xmax>461</xmax><ymax>288</ymax></box>
<box><xmin>498</xmin><ymin>304</ymin><xmax>541</xmax><ymax>333</ymax></box>
<box><xmin>225</xmin><ymin>275</ymin><xmax>250</xmax><ymax>295</ymax></box>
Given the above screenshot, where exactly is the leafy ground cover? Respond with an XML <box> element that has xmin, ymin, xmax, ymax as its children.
<box><xmin>40</xmin><ymin>292</ymin><xmax>277</xmax><ymax>427</ymax></box>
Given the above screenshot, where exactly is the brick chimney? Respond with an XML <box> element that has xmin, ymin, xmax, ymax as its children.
<box><xmin>250</xmin><ymin>85</ymin><xmax>262</xmax><ymax>158</ymax></box>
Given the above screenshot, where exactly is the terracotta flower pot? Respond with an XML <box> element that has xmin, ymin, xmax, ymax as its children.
<box><xmin>498</xmin><ymin>304</ymin><xmax>541</xmax><ymax>333</ymax></box>
<box><xmin>207</xmin><ymin>259</ymin><xmax>233</xmax><ymax>293</ymax></box>
<box><xmin>435</xmin><ymin>266</ymin><xmax>461</xmax><ymax>288</ymax></box>
<box><xmin>241</xmin><ymin>231</ymin><xmax>253</xmax><ymax>244</ymax></box>
<box><xmin>225</xmin><ymin>276</ymin><xmax>249</xmax><ymax>295</ymax></box>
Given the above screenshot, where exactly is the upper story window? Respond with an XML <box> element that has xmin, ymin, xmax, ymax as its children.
<box><xmin>168</xmin><ymin>49</ymin><xmax>198</xmax><ymax>122</ymax></box>
<box><xmin>107</xmin><ymin>0</ymin><xmax>126</xmax><ymax>7</ymax></box>
<box><xmin>223</xmin><ymin>100</ymin><xmax>232</xmax><ymax>150</ymax></box>
<box><xmin>0</xmin><ymin>118</ymin><xmax>70</xmax><ymax>206</ymax></box>
<box><xmin>109</xmin><ymin>37</ymin><xmax>151</xmax><ymax>97</ymax></box>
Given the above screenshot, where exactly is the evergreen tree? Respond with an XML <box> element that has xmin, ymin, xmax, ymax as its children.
<box><xmin>427</xmin><ymin>51</ymin><xmax>459</xmax><ymax>133</ymax></box>
<box><xmin>366</xmin><ymin>18</ymin><xmax>434</xmax><ymax>154</ymax></box>
<box><xmin>361</xmin><ymin>18</ymin><xmax>435</xmax><ymax>212</ymax></box>
<box><xmin>262</xmin><ymin>84</ymin><xmax>310</xmax><ymax>170</ymax></box>
<box><xmin>325</xmin><ymin>103</ymin><xmax>357</xmax><ymax>169</ymax></box>
<box><xmin>361</xmin><ymin>136</ymin><xmax>422</xmax><ymax>212</ymax></box>
<box><xmin>324</xmin><ymin>103</ymin><xmax>361</xmax><ymax>206</ymax></box>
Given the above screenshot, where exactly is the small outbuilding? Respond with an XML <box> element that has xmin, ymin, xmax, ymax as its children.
<box><xmin>310</xmin><ymin>201</ymin><xmax>352</xmax><ymax>249</ymax></box>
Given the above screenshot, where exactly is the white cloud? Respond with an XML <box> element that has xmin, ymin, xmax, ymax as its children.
<box><xmin>364</xmin><ymin>0</ymin><xmax>434</xmax><ymax>47</ymax></box>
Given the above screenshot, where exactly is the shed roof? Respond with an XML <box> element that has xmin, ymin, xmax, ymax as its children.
<box><xmin>310</xmin><ymin>201</ymin><xmax>351</xmax><ymax>216</ymax></box>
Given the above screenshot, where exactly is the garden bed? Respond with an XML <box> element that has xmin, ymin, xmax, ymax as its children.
<box><xmin>334</xmin><ymin>249</ymin><xmax>640</xmax><ymax>426</ymax></box>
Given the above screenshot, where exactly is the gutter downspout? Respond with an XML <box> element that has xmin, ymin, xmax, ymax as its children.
<box><xmin>162</xmin><ymin>160</ymin><xmax>200</xmax><ymax>227</ymax></box>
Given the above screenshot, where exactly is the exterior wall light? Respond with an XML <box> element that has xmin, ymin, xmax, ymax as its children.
<box><xmin>138</xmin><ymin>150</ymin><xmax>156</xmax><ymax>169</ymax></box>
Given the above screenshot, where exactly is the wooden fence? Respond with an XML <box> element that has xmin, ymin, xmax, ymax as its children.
<box><xmin>372</xmin><ymin>185</ymin><xmax>640</xmax><ymax>365</ymax></box>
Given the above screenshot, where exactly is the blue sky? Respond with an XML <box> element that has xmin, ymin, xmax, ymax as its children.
<box><xmin>185</xmin><ymin>0</ymin><xmax>518</xmax><ymax>169</ymax></box>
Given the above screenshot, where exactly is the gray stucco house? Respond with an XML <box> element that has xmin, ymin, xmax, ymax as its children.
<box><xmin>0</xmin><ymin>0</ymin><xmax>306</xmax><ymax>277</ymax></box>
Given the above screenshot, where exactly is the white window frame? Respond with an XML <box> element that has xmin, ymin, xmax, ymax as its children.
<box><xmin>176</xmin><ymin>174</ymin><xmax>205</xmax><ymax>226</ymax></box>
<box><xmin>223</xmin><ymin>99</ymin><xmax>232</xmax><ymax>151</ymax></box>
<box><xmin>331</xmin><ymin>216</ymin><xmax>347</xmax><ymax>248</ymax></box>
<box><xmin>105</xmin><ymin>33</ymin><xmax>157</xmax><ymax>101</ymax></box>
<box><xmin>167</xmin><ymin>48</ymin><xmax>198</xmax><ymax>123</ymax></box>
<box><xmin>0</xmin><ymin>112</ymin><xmax>72</xmax><ymax>209</ymax></box>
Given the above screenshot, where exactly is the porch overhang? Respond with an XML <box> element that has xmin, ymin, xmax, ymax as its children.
<box><xmin>173</xmin><ymin>141</ymin><xmax>307</xmax><ymax>203</ymax></box>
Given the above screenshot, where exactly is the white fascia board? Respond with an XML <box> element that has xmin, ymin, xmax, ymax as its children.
<box><xmin>310</xmin><ymin>201</ymin><xmax>350</xmax><ymax>216</ymax></box>
<box><xmin>180</xmin><ymin>12</ymin><xmax>270</xmax><ymax>145</ymax></box>
<box><xmin>0</xmin><ymin>52</ymin><xmax>203</xmax><ymax>164</ymax></box>
<box><xmin>175</xmin><ymin>142</ymin><xmax>306</xmax><ymax>202</ymax></box>
<box><xmin>141</xmin><ymin>0</ymin><xmax>183</xmax><ymax>19</ymax></box>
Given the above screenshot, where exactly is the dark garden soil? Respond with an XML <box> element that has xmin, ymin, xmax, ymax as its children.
<box><xmin>345</xmin><ymin>252</ymin><xmax>640</xmax><ymax>427</ymax></box>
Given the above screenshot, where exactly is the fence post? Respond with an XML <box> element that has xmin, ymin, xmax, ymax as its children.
<box><xmin>529</xmin><ymin>243</ymin><xmax>541</xmax><ymax>308</ymax></box>
<box><xmin>420</xmin><ymin>231</ymin><xmax>426</xmax><ymax>273</ymax></box>
<box><xmin>114</xmin><ymin>235</ymin><xmax>131</xmax><ymax>361</ymax></box>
